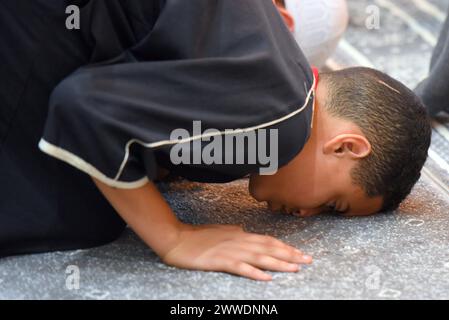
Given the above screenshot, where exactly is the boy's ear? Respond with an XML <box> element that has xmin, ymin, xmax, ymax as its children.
<box><xmin>273</xmin><ymin>1</ymin><xmax>295</xmax><ymax>32</ymax></box>
<box><xmin>323</xmin><ymin>134</ymin><xmax>372</xmax><ymax>159</ymax></box>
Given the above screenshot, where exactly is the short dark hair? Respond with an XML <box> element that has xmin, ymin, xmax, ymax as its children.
<box><xmin>321</xmin><ymin>67</ymin><xmax>432</xmax><ymax>212</ymax></box>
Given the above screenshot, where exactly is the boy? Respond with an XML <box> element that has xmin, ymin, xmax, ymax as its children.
<box><xmin>0</xmin><ymin>0</ymin><xmax>431</xmax><ymax>281</ymax></box>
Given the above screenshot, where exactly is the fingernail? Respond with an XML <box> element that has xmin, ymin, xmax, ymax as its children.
<box><xmin>303</xmin><ymin>255</ymin><xmax>312</xmax><ymax>261</ymax></box>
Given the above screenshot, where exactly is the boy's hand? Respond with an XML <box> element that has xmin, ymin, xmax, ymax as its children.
<box><xmin>162</xmin><ymin>223</ymin><xmax>312</xmax><ymax>281</ymax></box>
<box><xmin>91</xmin><ymin>178</ymin><xmax>312</xmax><ymax>281</ymax></box>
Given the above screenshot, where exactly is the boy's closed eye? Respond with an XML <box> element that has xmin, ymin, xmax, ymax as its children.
<box><xmin>327</xmin><ymin>201</ymin><xmax>349</xmax><ymax>215</ymax></box>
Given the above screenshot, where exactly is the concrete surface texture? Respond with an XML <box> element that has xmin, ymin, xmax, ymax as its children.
<box><xmin>1</xmin><ymin>0</ymin><xmax>449</xmax><ymax>299</ymax></box>
<box><xmin>0</xmin><ymin>179</ymin><xmax>448</xmax><ymax>299</ymax></box>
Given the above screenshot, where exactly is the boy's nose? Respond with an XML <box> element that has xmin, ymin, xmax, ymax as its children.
<box><xmin>295</xmin><ymin>208</ymin><xmax>324</xmax><ymax>217</ymax></box>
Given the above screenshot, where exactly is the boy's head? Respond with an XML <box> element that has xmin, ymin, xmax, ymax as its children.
<box><xmin>249</xmin><ymin>67</ymin><xmax>432</xmax><ymax>217</ymax></box>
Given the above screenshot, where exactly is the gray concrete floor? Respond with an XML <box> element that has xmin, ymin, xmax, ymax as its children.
<box><xmin>1</xmin><ymin>0</ymin><xmax>448</xmax><ymax>299</ymax></box>
<box><xmin>0</xmin><ymin>179</ymin><xmax>448</xmax><ymax>299</ymax></box>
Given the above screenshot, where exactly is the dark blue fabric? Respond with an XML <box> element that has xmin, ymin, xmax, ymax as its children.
<box><xmin>0</xmin><ymin>0</ymin><xmax>160</xmax><ymax>256</ymax></box>
<box><xmin>41</xmin><ymin>0</ymin><xmax>314</xmax><ymax>184</ymax></box>
<box><xmin>415</xmin><ymin>6</ymin><xmax>449</xmax><ymax>116</ymax></box>
<box><xmin>0</xmin><ymin>0</ymin><xmax>313</xmax><ymax>256</ymax></box>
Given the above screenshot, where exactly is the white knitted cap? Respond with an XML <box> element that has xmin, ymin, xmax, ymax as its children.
<box><xmin>285</xmin><ymin>0</ymin><xmax>349</xmax><ymax>67</ymax></box>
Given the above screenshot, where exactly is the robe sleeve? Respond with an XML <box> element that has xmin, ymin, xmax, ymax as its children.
<box><xmin>38</xmin><ymin>0</ymin><xmax>314</xmax><ymax>189</ymax></box>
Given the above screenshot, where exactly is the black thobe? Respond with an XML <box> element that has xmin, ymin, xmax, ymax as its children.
<box><xmin>0</xmin><ymin>0</ymin><xmax>315</xmax><ymax>256</ymax></box>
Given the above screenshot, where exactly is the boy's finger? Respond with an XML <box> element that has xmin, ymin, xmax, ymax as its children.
<box><xmin>242</xmin><ymin>242</ymin><xmax>313</xmax><ymax>264</ymax></box>
<box><xmin>245</xmin><ymin>234</ymin><xmax>296</xmax><ymax>249</ymax></box>
<box><xmin>222</xmin><ymin>261</ymin><xmax>272</xmax><ymax>281</ymax></box>
<box><xmin>242</xmin><ymin>254</ymin><xmax>300</xmax><ymax>273</ymax></box>
<box><xmin>243</xmin><ymin>234</ymin><xmax>312</xmax><ymax>259</ymax></box>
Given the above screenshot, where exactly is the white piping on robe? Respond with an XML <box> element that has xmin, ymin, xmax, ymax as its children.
<box><xmin>38</xmin><ymin>73</ymin><xmax>316</xmax><ymax>189</ymax></box>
